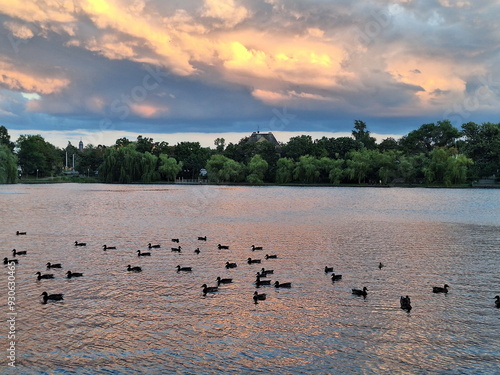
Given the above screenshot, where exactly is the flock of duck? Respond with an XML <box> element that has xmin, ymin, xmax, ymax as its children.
<box><xmin>6</xmin><ymin>231</ymin><xmax>500</xmax><ymax>309</ymax></box>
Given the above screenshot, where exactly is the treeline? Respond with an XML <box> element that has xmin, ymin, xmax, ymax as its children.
<box><xmin>0</xmin><ymin>120</ymin><xmax>499</xmax><ymax>185</ymax></box>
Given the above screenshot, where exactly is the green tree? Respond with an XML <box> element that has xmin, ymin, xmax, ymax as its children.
<box><xmin>0</xmin><ymin>126</ymin><xmax>15</xmax><ymax>152</ymax></box>
<box><xmin>16</xmin><ymin>134</ymin><xmax>61</xmax><ymax>177</ymax></box>
<box><xmin>205</xmin><ymin>155</ymin><xmax>244</xmax><ymax>183</ymax></box>
<box><xmin>246</xmin><ymin>154</ymin><xmax>268</xmax><ymax>184</ymax></box>
<box><xmin>99</xmin><ymin>144</ymin><xmax>159</xmax><ymax>183</ymax></box>
<box><xmin>345</xmin><ymin>149</ymin><xmax>374</xmax><ymax>184</ymax></box>
<box><xmin>0</xmin><ymin>144</ymin><xmax>18</xmax><ymax>183</ymax></box>
<box><xmin>399</xmin><ymin>120</ymin><xmax>461</xmax><ymax>155</ymax></box>
<box><xmin>275</xmin><ymin>158</ymin><xmax>295</xmax><ymax>184</ymax></box>
<box><xmin>77</xmin><ymin>144</ymin><xmax>106</xmax><ymax>176</ymax></box>
<box><xmin>214</xmin><ymin>138</ymin><xmax>226</xmax><ymax>153</ymax></box>
<box><xmin>158</xmin><ymin>154</ymin><xmax>182</xmax><ymax>181</ymax></box>
<box><xmin>281</xmin><ymin>135</ymin><xmax>314</xmax><ymax>161</ymax></box>
<box><xmin>352</xmin><ymin>120</ymin><xmax>377</xmax><ymax>150</ymax></box>
<box><xmin>461</xmin><ymin>122</ymin><xmax>500</xmax><ymax>178</ymax></box>
<box><xmin>171</xmin><ymin>142</ymin><xmax>210</xmax><ymax>179</ymax></box>
<box><xmin>318</xmin><ymin>157</ymin><xmax>344</xmax><ymax>184</ymax></box>
<box><xmin>293</xmin><ymin>155</ymin><xmax>320</xmax><ymax>183</ymax></box>
<box><xmin>136</xmin><ymin>135</ymin><xmax>155</xmax><ymax>153</ymax></box>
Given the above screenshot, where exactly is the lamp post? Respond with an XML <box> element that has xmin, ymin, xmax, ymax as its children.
<box><xmin>36</xmin><ymin>169</ymin><xmax>39</xmax><ymax>179</ymax></box>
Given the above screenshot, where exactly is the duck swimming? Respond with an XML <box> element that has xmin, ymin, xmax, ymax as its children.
<box><xmin>352</xmin><ymin>287</ymin><xmax>368</xmax><ymax>297</ymax></box>
<box><xmin>216</xmin><ymin>277</ymin><xmax>233</xmax><ymax>285</ymax></box>
<box><xmin>46</xmin><ymin>262</ymin><xmax>62</xmax><ymax>269</ymax></box>
<box><xmin>400</xmin><ymin>295</ymin><xmax>412</xmax><ymax>311</ymax></box>
<box><xmin>331</xmin><ymin>273</ymin><xmax>342</xmax><ymax>281</ymax></box>
<box><xmin>253</xmin><ymin>291</ymin><xmax>267</xmax><ymax>303</ymax></box>
<box><xmin>137</xmin><ymin>250</ymin><xmax>151</xmax><ymax>256</ymax></box>
<box><xmin>274</xmin><ymin>281</ymin><xmax>292</xmax><ymax>288</ymax></box>
<box><xmin>40</xmin><ymin>292</ymin><xmax>63</xmax><ymax>303</ymax></box>
<box><xmin>432</xmin><ymin>284</ymin><xmax>449</xmax><ymax>294</ymax></box>
<box><xmin>127</xmin><ymin>265</ymin><xmax>142</xmax><ymax>272</ymax></box>
<box><xmin>36</xmin><ymin>272</ymin><xmax>54</xmax><ymax>280</ymax></box>
<box><xmin>202</xmin><ymin>284</ymin><xmax>218</xmax><ymax>296</ymax></box>
<box><xmin>12</xmin><ymin>249</ymin><xmax>27</xmax><ymax>256</ymax></box>
<box><xmin>66</xmin><ymin>271</ymin><xmax>83</xmax><ymax>278</ymax></box>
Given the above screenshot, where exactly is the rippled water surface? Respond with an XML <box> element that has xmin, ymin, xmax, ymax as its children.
<box><xmin>1</xmin><ymin>184</ymin><xmax>499</xmax><ymax>374</ymax></box>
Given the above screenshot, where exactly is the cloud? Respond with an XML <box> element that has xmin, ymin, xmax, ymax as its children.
<box><xmin>0</xmin><ymin>61</ymin><xmax>70</xmax><ymax>94</ymax></box>
<box><xmin>0</xmin><ymin>0</ymin><xmax>499</xmax><ymax>140</ymax></box>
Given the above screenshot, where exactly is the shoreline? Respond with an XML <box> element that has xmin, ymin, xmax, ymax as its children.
<box><xmin>11</xmin><ymin>179</ymin><xmax>500</xmax><ymax>189</ymax></box>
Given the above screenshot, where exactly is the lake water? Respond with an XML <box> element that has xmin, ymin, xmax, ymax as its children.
<box><xmin>0</xmin><ymin>184</ymin><xmax>499</xmax><ymax>374</ymax></box>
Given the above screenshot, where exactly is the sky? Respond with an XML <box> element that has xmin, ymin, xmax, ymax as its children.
<box><xmin>1</xmin><ymin>0</ymin><xmax>499</xmax><ymax>149</ymax></box>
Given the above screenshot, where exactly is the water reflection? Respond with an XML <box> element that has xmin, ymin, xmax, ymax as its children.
<box><xmin>0</xmin><ymin>184</ymin><xmax>498</xmax><ymax>374</ymax></box>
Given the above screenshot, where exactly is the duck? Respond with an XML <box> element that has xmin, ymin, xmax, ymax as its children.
<box><xmin>46</xmin><ymin>262</ymin><xmax>62</xmax><ymax>269</ymax></box>
<box><xmin>331</xmin><ymin>273</ymin><xmax>342</xmax><ymax>281</ymax></box>
<box><xmin>36</xmin><ymin>272</ymin><xmax>54</xmax><ymax>280</ymax></box>
<box><xmin>325</xmin><ymin>266</ymin><xmax>333</xmax><ymax>273</ymax></box>
<box><xmin>12</xmin><ymin>249</ymin><xmax>27</xmax><ymax>256</ymax></box>
<box><xmin>126</xmin><ymin>265</ymin><xmax>142</xmax><ymax>272</ymax></box>
<box><xmin>16</xmin><ymin>231</ymin><xmax>27</xmax><ymax>235</ymax></box>
<box><xmin>40</xmin><ymin>291</ymin><xmax>63</xmax><ymax>303</ymax></box>
<box><xmin>378</xmin><ymin>262</ymin><xmax>384</xmax><ymax>269</ymax></box>
<box><xmin>432</xmin><ymin>284</ymin><xmax>449</xmax><ymax>294</ymax></box>
<box><xmin>274</xmin><ymin>281</ymin><xmax>292</xmax><ymax>288</ymax></box>
<box><xmin>194</xmin><ymin>248</ymin><xmax>200</xmax><ymax>254</ymax></box>
<box><xmin>66</xmin><ymin>271</ymin><xmax>83</xmax><ymax>278</ymax></box>
<box><xmin>3</xmin><ymin>258</ymin><xmax>18</xmax><ymax>265</ymax></box>
<box><xmin>171</xmin><ymin>246</ymin><xmax>182</xmax><ymax>252</ymax></box>
<box><xmin>260</xmin><ymin>267</ymin><xmax>274</xmax><ymax>275</ymax></box>
<box><xmin>137</xmin><ymin>250</ymin><xmax>151</xmax><ymax>257</ymax></box>
<box><xmin>148</xmin><ymin>243</ymin><xmax>160</xmax><ymax>249</ymax></box>
<box><xmin>225</xmin><ymin>262</ymin><xmax>237</xmax><ymax>269</ymax></box>
<box><xmin>256</xmin><ymin>271</ymin><xmax>268</xmax><ymax>279</ymax></box>
<box><xmin>247</xmin><ymin>258</ymin><xmax>261</xmax><ymax>264</ymax></box>
<box><xmin>265</xmin><ymin>254</ymin><xmax>277</xmax><ymax>259</ymax></box>
<box><xmin>400</xmin><ymin>295</ymin><xmax>412</xmax><ymax>311</ymax></box>
<box><xmin>352</xmin><ymin>287</ymin><xmax>368</xmax><ymax>296</ymax></box>
<box><xmin>253</xmin><ymin>291</ymin><xmax>267</xmax><ymax>303</ymax></box>
<box><xmin>216</xmin><ymin>277</ymin><xmax>233</xmax><ymax>285</ymax></box>
<box><xmin>202</xmin><ymin>284</ymin><xmax>218</xmax><ymax>296</ymax></box>
<box><xmin>176</xmin><ymin>265</ymin><xmax>192</xmax><ymax>272</ymax></box>
<box><xmin>171</xmin><ymin>238</ymin><xmax>180</xmax><ymax>243</ymax></box>
<box><xmin>102</xmin><ymin>245</ymin><xmax>116</xmax><ymax>250</ymax></box>
<box><xmin>494</xmin><ymin>296</ymin><xmax>500</xmax><ymax>308</ymax></box>
<box><xmin>198</xmin><ymin>236</ymin><xmax>207</xmax><ymax>241</ymax></box>
<box><xmin>218</xmin><ymin>244</ymin><xmax>229</xmax><ymax>250</ymax></box>
<box><xmin>251</xmin><ymin>245</ymin><xmax>263</xmax><ymax>251</ymax></box>
<box><xmin>74</xmin><ymin>241</ymin><xmax>86</xmax><ymax>246</ymax></box>
<box><xmin>255</xmin><ymin>277</ymin><xmax>271</xmax><ymax>287</ymax></box>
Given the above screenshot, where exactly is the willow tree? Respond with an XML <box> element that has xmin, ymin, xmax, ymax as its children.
<box><xmin>275</xmin><ymin>157</ymin><xmax>295</xmax><ymax>184</ymax></box>
<box><xmin>246</xmin><ymin>154</ymin><xmax>268</xmax><ymax>184</ymax></box>
<box><xmin>158</xmin><ymin>154</ymin><xmax>182</xmax><ymax>182</ymax></box>
<box><xmin>293</xmin><ymin>155</ymin><xmax>320</xmax><ymax>183</ymax></box>
<box><xmin>99</xmin><ymin>144</ymin><xmax>159</xmax><ymax>183</ymax></box>
<box><xmin>205</xmin><ymin>154</ymin><xmax>244</xmax><ymax>183</ymax></box>
<box><xmin>0</xmin><ymin>144</ymin><xmax>18</xmax><ymax>183</ymax></box>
